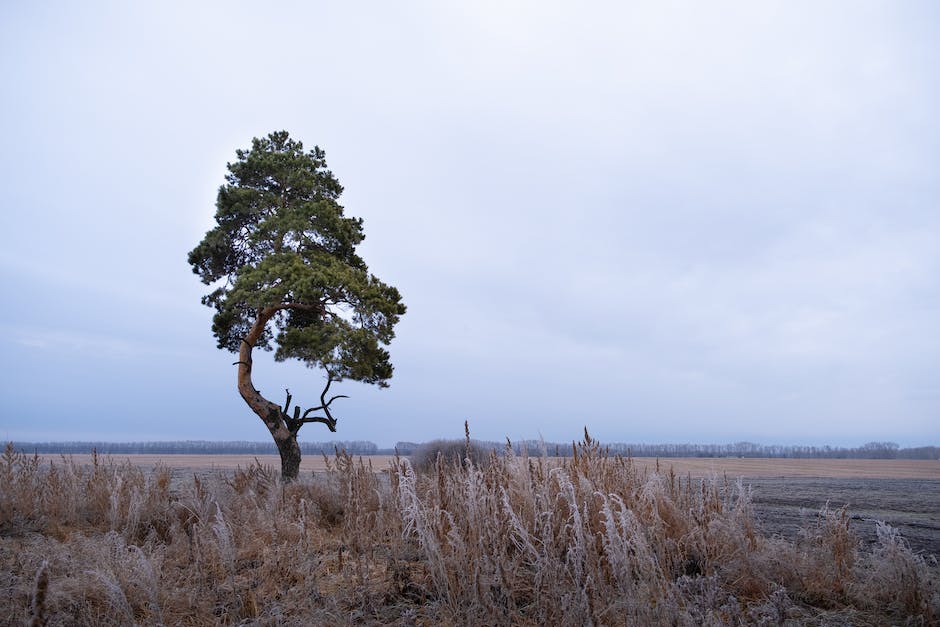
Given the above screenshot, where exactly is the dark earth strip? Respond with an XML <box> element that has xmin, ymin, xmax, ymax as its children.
<box><xmin>747</xmin><ymin>477</ymin><xmax>940</xmax><ymax>558</ymax></box>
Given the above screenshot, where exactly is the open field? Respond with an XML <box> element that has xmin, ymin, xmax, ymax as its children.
<box><xmin>34</xmin><ymin>453</ymin><xmax>940</xmax><ymax>556</ymax></box>
<box><xmin>41</xmin><ymin>454</ymin><xmax>940</xmax><ymax>557</ymax></box>
<box><xmin>630</xmin><ymin>457</ymin><xmax>940</xmax><ymax>479</ymax></box>
<box><xmin>28</xmin><ymin>455</ymin><xmax>940</xmax><ymax>555</ymax></box>
<box><xmin>4</xmin><ymin>446</ymin><xmax>938</xmax><ymax>624</ymax></box>
<box><xmin>34</xmin><ymin>453</ymin><xmax>940</xmax><ymax>478</ymax></box>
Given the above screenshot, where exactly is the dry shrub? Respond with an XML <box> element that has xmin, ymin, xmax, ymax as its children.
<box><xmin>849</xmin><ymin>521</ymin><xmax>939</xmax><ymax>622</ymax></box>
<box><xmin>391</xmin><ymin>431</ymin><xmax>939</xmax><ymax>625</ymax></box>
<box><xmin>0</xmin><ymin>447</ymin><xmax>381</xmax><ymax>625</ymax></box>
<box><xmin>395</xmin><ymin>432</ymin><xmax>704</xmax><ymax>623</ymax></box>
<box><xmin>788</xmin><ymin>503</ymin><xmax>858</xmax><ymax>607</ymax></box>
<box><xmin>0</xmin><ymin>444</ymin><xmax>173</xmax><ymax>543</ymax></box>
<box><xmin>0</xmin><ymin>438</ymin><xmax>937</xmax><ymax>625</ymax></box>
<box><xmin>409</xmin><ymin>438</ymin><xmax>490</xmax><ymax>473</ymax></box>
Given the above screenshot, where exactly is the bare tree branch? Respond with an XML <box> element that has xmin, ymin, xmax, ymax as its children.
<box><xmin>281</xmin><ymin>374</ymin><xmax>345</xmax><ymax>435</ymax></box>
<box><xmin>282</xmin><ymin>389</ymin><xmax>292</xmax><ymax>416</ymax></box>
<box><xmin>297</xmin><ymin>415</ymin><xmax>337</xmax><ymax>432</ymax></box>
<box><xmin>320</xmin><ymin>373</ymin><xmax>336</xmax><ymax>408</ymax></box>
<box><xmin>300</xmin><ymin>395</ymin><xmax>348</xmax><ymax>417</ymax></box>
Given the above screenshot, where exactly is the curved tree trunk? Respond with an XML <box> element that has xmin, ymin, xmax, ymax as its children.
<box><xmin>236</xmin><ymin>307</ymin><xmax>302</xmax><ymax>481</ymax></box>
<box><xmin>274</xmin><ymin>434</ymin><xmax>302</xmax><ymax>481</ymax></box>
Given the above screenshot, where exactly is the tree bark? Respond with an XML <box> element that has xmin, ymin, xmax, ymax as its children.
<box><xmin>236</xmin><ymin>306</ymin><xmax>303</xmax><ymax>481</ymax></box>
<box><xmin>274</xmin><ymin>433</ymin><xmax>302</xmax><ymax>480</ymax></box>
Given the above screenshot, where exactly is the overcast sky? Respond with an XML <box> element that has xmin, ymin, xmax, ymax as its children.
<box><xmin>1</xmin><ymin>1</ymin><xmax>937</xmax><ymax>448</ymax></box>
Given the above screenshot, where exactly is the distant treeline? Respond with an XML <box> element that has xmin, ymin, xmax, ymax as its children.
<box><xmin>10</xmin><ymin>440</ymin><xmax>379</xmax><ymax>456</ymax></box>
<box><xmin>11</xmin><ymin>439</ymin><xmax>938</xmax><ymax>460</ymax></box>
<box><xmin>395</xmin><ymin>440</ymin><xmax>939</xmax><ymax>460</ymax></box>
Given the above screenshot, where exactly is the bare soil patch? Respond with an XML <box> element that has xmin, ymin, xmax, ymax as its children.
<box><xmin>633</xmin><ymin>457</ymin><xmax>940</xmax><ymax>479</ymax></box>
<box><xmin>745</xmin><ymin>477</ymin><xmax>940</xmax><ymax>557</ymax></box>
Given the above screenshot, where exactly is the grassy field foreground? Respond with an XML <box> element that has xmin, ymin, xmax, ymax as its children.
<box><xmin>1</xmin><ymin>439</ymin><xmax>938</xmax><ymax>625</ymax></box>
<box><xmin>30</xmin><ymin>453</ymin><xmax>940</xmax><ymax>478</ymax></box>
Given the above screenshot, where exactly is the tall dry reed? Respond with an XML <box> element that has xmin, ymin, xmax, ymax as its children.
<box><xmin>0</xmin><ymin>439</ymin><xmax>936</xmax><ymax>625</ymax></box>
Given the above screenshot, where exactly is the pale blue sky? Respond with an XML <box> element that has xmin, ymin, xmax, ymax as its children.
<box><xmin>1</xmin><ymin>1</ymin><xmax>937</xmax><ymax>447</ymax></box>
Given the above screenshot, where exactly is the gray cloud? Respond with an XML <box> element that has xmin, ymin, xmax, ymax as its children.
<box><xmin>0</xmin><ymin>1</ymin><xmax>937</xmax><ymax>447</ymax></box>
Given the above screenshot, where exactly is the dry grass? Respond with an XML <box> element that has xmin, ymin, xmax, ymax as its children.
<box><xmin>2</xmin><ymin>438</ymin><xmax>938</xmax><ymax>625</ymax></box>
<box><xmin>30</xmin><ymin>453</ymin><xmax>940</xmax><ymax>479</ymax></box>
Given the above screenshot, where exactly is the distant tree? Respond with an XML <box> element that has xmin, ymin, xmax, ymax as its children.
<box><xmin>188</xmin><ymin>131</ymin><xmax>406</xmax><ymax>481</ymax></box>
<box><xmin>859</xmin><ymin>441</ymin><xmax>900</xmax><ymax>459</ymax></box>
<box><xmin>410</xmin><ymin>439</ymin><xmax>490</xmax><ymax>473</ymax></box>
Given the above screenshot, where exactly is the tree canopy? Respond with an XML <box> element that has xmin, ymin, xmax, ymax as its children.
<box><xmin>189</xmin><ymin>131</ymin><xmax>405</xmax><ymax>386</ymax></box>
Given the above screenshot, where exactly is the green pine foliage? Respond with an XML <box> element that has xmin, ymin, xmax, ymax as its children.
<box><xmin>188</xmin><ymin>131</ymin><xmax>405</xmax><ymax>385</ymax></box>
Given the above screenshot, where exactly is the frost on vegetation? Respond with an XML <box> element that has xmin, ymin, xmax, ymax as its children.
<box><xmin>851</xmin><ymin>521</ymin><xmax>939</xmax><ymax>619</ymax></box>
<box><xmin>0</xmin><ymin>440</ymin><xmax>937</xmax><ymax>625</ymax></box>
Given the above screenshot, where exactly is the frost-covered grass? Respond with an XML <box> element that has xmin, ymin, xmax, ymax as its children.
<box><xmin>1</xmin><ymin>437</ymin><xmax>937</xmax><ymax>625</ymax></box>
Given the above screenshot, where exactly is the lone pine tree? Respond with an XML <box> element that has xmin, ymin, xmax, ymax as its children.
<box><xmin>188</xmin><ymin>131</ymin><xmax>405</xmax><ymax>480</ymax></box>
